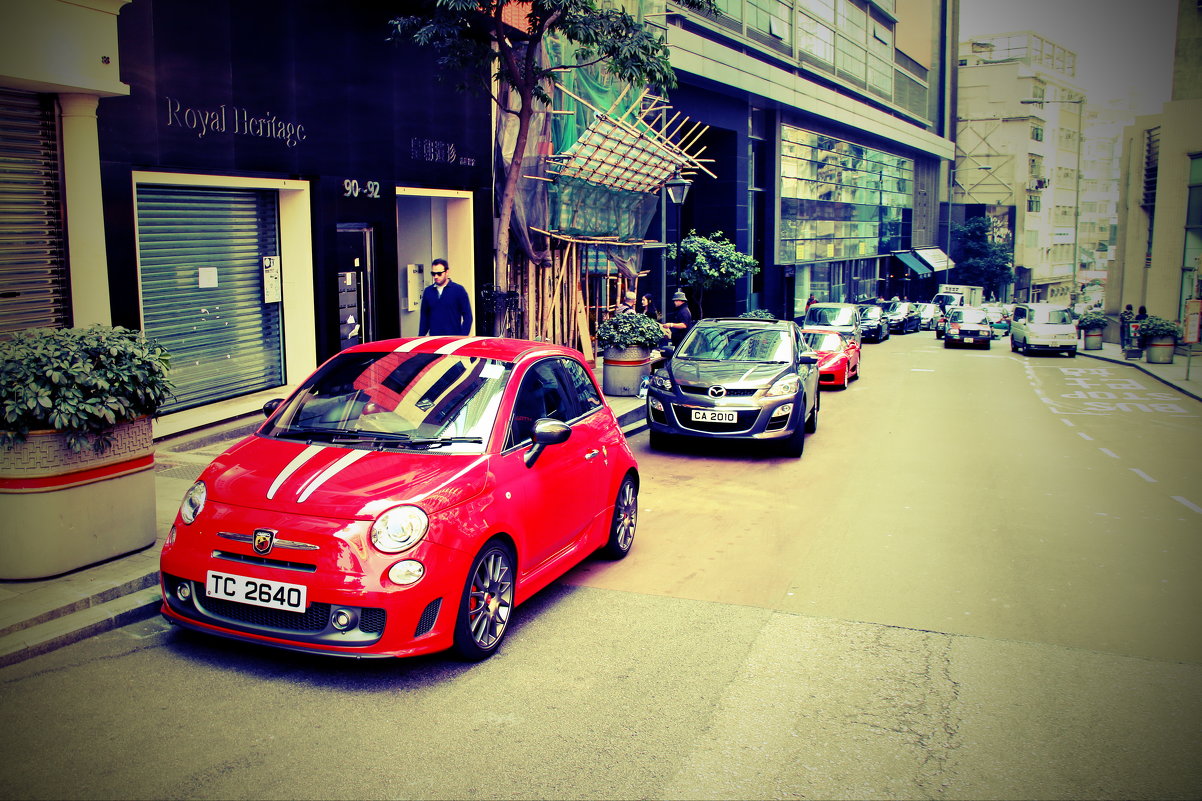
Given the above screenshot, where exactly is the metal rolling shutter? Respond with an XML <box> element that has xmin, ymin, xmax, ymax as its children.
<box><xmin>0</xmin><ymin>89</ymin><xmax>68</xmax><ymax>334</ymax></box>
<box><xmin>136</xmin><ymin>185</ymin><xmax>283</xmax><ymax>413</ymax></box>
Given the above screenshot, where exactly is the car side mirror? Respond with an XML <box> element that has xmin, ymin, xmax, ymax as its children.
<box><xmin>524</xmin><ymin>418</ymin><xmax>571</xmax><ymax>468</ymax></box>
<box><xmin>659</xmin><ymin>344</ymin><xmax>675</xmax><ymax>359</ymax></box>
<box><xmin>798</xmin><ymin>355</ymin><xmax>818</xmax><ymax>365</ymax></box>
<box><xmin>262</xmin><ymin>398</ymin><xmax>284</xmax><ymax>418</ymax></box>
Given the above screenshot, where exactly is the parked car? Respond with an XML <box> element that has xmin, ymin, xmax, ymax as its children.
<box><xmin>1009</xmin><ymin>302</ymin><xmax>1078</xmax><ymax>357</ymax></box>
<box><xmin>646</xmin><ymin>318</ymin><xmax>820</xmax><ymax>457</ymax></box>
<box><xmin>160</xmin><ymin>337</ymin><xmax>640</xmax><ymax>662</ymax></box>
<box><xmin>942</xmin><ymin>307</ymin><xmax>993</xmax><ymax>349</ymax></box>
<box><xmin>981</xmin><ymin>305</ymin><xmax>1010</xmax><ymax>339</ymax></box>
<box><xmin>934</xmin><ymin>308</ymin><xmax>950</xmax><ymax>339</ymax></box>
<box><xmin>797</xmin><ymin>302</ymin><xmax>862</xmax><ymax>345</ymax></box>
<box><xmin>915</xmin><ymin>302</ymin><xmax>940</xmax><ymax>330</ymax></box>
<box><xmin>801</xmin><ymin>328</ymin><xmax>862</xmax><ymax>388</ymax></box>
<box><xmin>856</xmin><ymin>304</ymin><xmax>890</xmax><ymax>343</ymax></box>
<box><xmin>882</xmin><ymin>301</ymin><xmax>922</xmax><ymax>334</ymax></box>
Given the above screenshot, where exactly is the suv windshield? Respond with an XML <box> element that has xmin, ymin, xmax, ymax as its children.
<box><xmin>678</xmin><ymin>326</ymin><xmax>794</xmax><ymax>362</ymax></box>
<box><xmin>802</xmin><ymin>331</ymin><xmax>844</xmax><ymax>351</ymax></box>
<box><xmin>261</xmin><ymin>351</ymin><xmax>513</xmax><ymax>453</ymax></box>
<box><xmin>1042</xmin><ymin>309</ymin><xmax>1074</xmax><ymax>324</ymax></box>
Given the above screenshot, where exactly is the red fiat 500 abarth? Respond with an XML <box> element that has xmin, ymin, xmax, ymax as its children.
<box><xmin>160</xmin><ymin>337</ymin><xmax>639</xmax><ymax>661</ymax></box>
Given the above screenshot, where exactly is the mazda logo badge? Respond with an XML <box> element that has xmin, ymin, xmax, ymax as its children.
<box><xmin>708</xmin><ymin>386</ymin><xmax>726</xmax><ymax>398</ymax></box>
<box><xmin>252</xmin><ymin>529</ymin><xmax>276</xmax><ymax>555</ymax></box>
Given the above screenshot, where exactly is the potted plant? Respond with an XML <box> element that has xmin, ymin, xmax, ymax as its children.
<box><xmin>1077</xmin><ymin>311</ymin><xmax>1108</xmax><ymax>350</ymax></box>
<box><xmin>668</xmin><ymin>230</ymin><xmax>760</xmax><ymax>318</ymax></box>
<box><xmin>1137</xmin><ymin>315</ymin><xmax>1180</xmax><ymax>364</ymax></box>
<box><xmin>0</xmin><ymin>325</ymin><xmax>173</xmax><ymax>578</ymax></box>
<box><xmin>594</xmin><ymin>312</ymin><xmax>666</xmax><ymax>396</ymax></box>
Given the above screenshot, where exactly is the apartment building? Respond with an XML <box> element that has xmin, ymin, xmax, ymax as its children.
<box><xmin>956</xmin><ymin>30</ymin><xmax>1087</xmax><ymax>303</ymax></box>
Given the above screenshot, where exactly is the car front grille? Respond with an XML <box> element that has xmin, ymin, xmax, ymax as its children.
<box><xmin>679</xmin><ymin>385</ymin><xmax>758</xmax><ymax>398</ymax></box>
<box><xmin>162</xmin><ymin>572</ymin><xmax>387</xmax><ymax>645</ymax></box>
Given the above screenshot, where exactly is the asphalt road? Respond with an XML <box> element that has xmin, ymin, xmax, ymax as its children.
<box><xmin>1</xmin><ymin>330</ymin><xmax>1199</xmax><ymax>800</ymax></box>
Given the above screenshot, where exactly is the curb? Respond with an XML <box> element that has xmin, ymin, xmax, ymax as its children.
<box><xmin>0</xmin><ymin>585</ymin><xmax>162</xmax><ymax>668</ymax></box>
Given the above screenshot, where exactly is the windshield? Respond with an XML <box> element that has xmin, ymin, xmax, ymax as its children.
<box><xmin>261</xmin><ymin>351</ymin><xmax>513</xmax><ymax>453</ymax></box>
<box><xmin>807</xmin><ymin>306</ymin><xmax>856</xmax><ymax>326</ymax></box>
<box><xmin>677</xmin><ymin>326</ymin><xmax>794</xmax><ymax>362</ymax></box>
<box><xmin>1041</xmin><ymin>309</ymin><xmax>1074</xmax><ymax>324</ymax></box>
<box><xmin>802</xmin><ymin>331</ymin><xmax>844</xmax><ymax>351</ymax></box>
<box><xmin>950</xmin><ymin>309</ymin><xmax>988</xmax><ymax>324</ymax></box>
<box><xmin>858</xmin><ymin>307</ymin><xmax>881</xmax><ymax>320</ymax></box>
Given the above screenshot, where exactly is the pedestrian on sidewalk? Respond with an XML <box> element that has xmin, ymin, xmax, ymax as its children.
<box><xmin>1120</xmin><ymin>304</ymin><xmax>1135</xmax><ymax>349</ymax></box>
<box><xmin>418</xmin><ymin>259</ymin><xmax>473</xmax><ymax>336</ymax></box>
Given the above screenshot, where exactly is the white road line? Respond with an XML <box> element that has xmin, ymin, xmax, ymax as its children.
<box><xmin>911</xmin><ymin>368</ymin><xmax>934</xmax><ymax>372</ymax></box>
<box><xmin>1060</xmin><ymin>418</ymin><xmax>1075</xmax><ymax>427</ymax></box>
<box><xmin>1099</xmin><ymin>448</ymin><xmax>1119</xmax><ymax>459</ymax></box>
<box><xmin>1129</xmin><ymin>468</ymin><xmax>1157</xmax><ymax>483</ymax></box>
<box><xmin>1077</xmin><ymin>431</ymin><xmax>1093</xmax><ymax>440</ymax></box>
<box><xmin>1172</xmin><ymin>496</ymin><xmax>1202</xmax><ymax>514</ymax></box>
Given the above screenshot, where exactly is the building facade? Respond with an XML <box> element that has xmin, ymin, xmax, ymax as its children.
<box><xmin>657</xmin><ymin>0</ymin><xmax>957</xmax><ymax>319</ymax></box>
<box><xmin>1111</xmin><ymin>0</ymin><xmax>1202</xmax><ymax>336</ymax></box>
<box><xmin>3</xmin><ymin>0</ymin><xmax>492</xmax><ymax>437</ymax></box>
<box><xmin>956</xmin><ymin>30</ymin><xmax>1088</xmax><ymax>304</ymax></box>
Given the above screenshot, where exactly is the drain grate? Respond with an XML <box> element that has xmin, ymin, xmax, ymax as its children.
<box><xmin>155</xmin><ymin>463</ymin><xmax>205</xmax><ymax>481</ymax></box>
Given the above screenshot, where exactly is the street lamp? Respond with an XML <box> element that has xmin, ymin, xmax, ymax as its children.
<box><xmin>664</xmin><ymin>172</ymin><xmax>692</xmax><ymax>301</ymax></box>
<box><xmin>1021</xmin><ymin>96</ymin><xmax>1084</xmax><ymax>305</ymax></box>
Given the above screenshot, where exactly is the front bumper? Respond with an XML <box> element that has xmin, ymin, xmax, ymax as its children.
<box><xmin>646</xmin><ymin>390</ymin><xmax>797</xmax><ymax>440</ymax></box>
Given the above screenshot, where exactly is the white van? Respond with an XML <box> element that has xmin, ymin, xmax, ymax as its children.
<box><xmin>1009</xmin><ymin>303</ymin><xmax>1077</xmax><ymax>356</ymax></box>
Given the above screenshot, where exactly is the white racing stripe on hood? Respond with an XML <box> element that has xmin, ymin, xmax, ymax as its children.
<box><xmin>296</xmin><ymin>449</ymin><xmax>371</xmax><ymax>503</ymax></box>
<box><xmin>267</xmin><ymin>445</ymin><xmax>325</xmax><ymax>500</ymax></box>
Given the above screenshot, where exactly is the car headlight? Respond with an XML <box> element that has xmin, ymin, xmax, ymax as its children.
<box><xmin>179</xmin><ymin>481</ymin><xmax>206</xmax><ymax>525</ymax></box>
<box><xmin>371</xmin><ymin>505</ymin><xmax>429</xmax><ymax>553</ymax></box>
<box><xmin>650</xmin><ymin>372</ymin><xmax>673</xmax><ymax>391</ymax></box>
<box><xmin>766</xmin><ymin>374</ymin><xmax>800</xmax><ymax>397</ymax></box>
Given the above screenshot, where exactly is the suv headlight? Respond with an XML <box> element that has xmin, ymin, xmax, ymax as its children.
<box><xmin>650</xmin><ymin>372</ymin><xmax>673</xmax><ymax>391</ymax></box>
<box><xmin>766</xmin><ymin>374</ymin><xmax>800</xmax><ymax>397</ymax></box>
<box><xmin>180</xmin><ymin>481</ymin><xmax>206</xmax><ymax>525</ymax></box>
<box><xmin>371</xmin><ymin>505</ymin><xmax>429</xmax><ymax>553</ymax></box>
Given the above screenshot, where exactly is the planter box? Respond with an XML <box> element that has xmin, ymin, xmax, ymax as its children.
<box><xmin>602</xmin><ymin>346</ymin><xmax>652</xmax><ymax>396</ymax></box>
<box><xmin>1145</xmin><ymin>337</ymin><xmax>1176</xmax><ymax>364</ymax></box>
<box><xmin>0</xmin><ymin>418</ymin><xmax>157</xmax><ymax>579</ymax></box>
<box><xmin>1083</xmin><ymin>330</ymin><xmax>1104</xmax><ymax>350</ymax></box>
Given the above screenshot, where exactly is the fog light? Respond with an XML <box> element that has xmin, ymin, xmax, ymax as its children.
<box><xmin>331</xmin><ymin>608</ymin><xmax>357</xmax><ymax>631</ymax></box>
<box><xmin>165</xmin><ymin>525</ymin><xmax>177</xmax><ymax>548</ymax></box>
<box><xmin>176</xmin><ymin>582</ymin><xmax>191</xmax><ymax>602</ymax></box>
<box><xmin>773</xmin><ymin>403</ymin><xmax>793</xmax><ymax>418</ymax></box>
<box><xmin>388</xmin><ymin>559</ymin><xmax>425</xmax><ymax>586</ymax></box>
<box><xmin>649</xmin><ymin>397</ymin><xmax>664</xmax><ymax>412</ymax></box>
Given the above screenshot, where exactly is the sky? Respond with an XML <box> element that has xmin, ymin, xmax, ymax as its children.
<box><xmin>958</xmin><ymin>0</ymin><xmax>1179</xmax><ymax>114</ymax></box>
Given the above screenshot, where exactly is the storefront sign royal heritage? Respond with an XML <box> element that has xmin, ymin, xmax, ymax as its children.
<box><xmin>164</xmin><ymin>96</ymin><xmax>307</xmax><ymax>148</ymax></box>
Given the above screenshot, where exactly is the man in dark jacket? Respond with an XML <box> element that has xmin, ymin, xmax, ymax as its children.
<box><xmin>418</xmin><ymin>259</ymin><xmax>473</xmax><ymax>336</ymax></box>
<box><xmin>662</xmin><ymin>289</ymin><xmax>694</xmax><ymax>347</ymax></box>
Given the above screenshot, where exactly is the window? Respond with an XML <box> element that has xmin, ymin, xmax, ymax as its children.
<box><xmin>1027</xmin><ymin>195</ymin><xmax>1041</xmax><ymax>212</ymax></box>
<box><xmin>1031</xmin><ymin>126</ymin><xmax>1044</xmax><ymax>142</ymax></box>
<box><xmin>507</xmin><ymin>359</ymin><xmax>575</xmax><ymax>448</ymax></box>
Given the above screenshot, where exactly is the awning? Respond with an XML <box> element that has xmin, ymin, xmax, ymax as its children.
<box><xmin>895</xmin><ymin>250</ymin><xmax>931</xmax><ymax>276</ymax></box>
<box><xmin>914</xmin><ymin>247</ymin><xmax>954</xmax><ymax>272</ymax></box>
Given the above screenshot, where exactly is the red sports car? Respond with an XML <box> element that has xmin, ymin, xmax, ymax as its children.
<box><xmin>801</xmin><ymin>328</ymin><xmax>861</xmax><ymax>388</ymax></box>
<box><xmin>160</xmin><ymin>337</ymin><xmax>639</xmax><ymax>662</ymax></box>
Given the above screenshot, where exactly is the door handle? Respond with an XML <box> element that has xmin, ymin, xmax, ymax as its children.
<box><xmin>584</xmin><ymin>449</ymin><xmax>601</xmax><ymax>460</ymax></box>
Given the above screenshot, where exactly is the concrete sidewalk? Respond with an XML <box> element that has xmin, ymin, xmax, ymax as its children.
<box><xmin>0</xmin><ymin>391</ymin><xmax>649</xmax><ymax>667</ymax></box>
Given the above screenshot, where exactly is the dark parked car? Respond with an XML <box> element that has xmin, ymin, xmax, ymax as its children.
<box><xmin>646</xmin><ymin>318</ymin><xmax>820</xmax><ymax>457</ymax></box>
<box><xmin>856</xmin><ymin>304</ymin><xmax>890</xmax><ymax>343</ymax></box>
<box><xmin>882</xmin><ymin>301</ymin><xmax>922</xmax><ymax>334</ymax></box>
